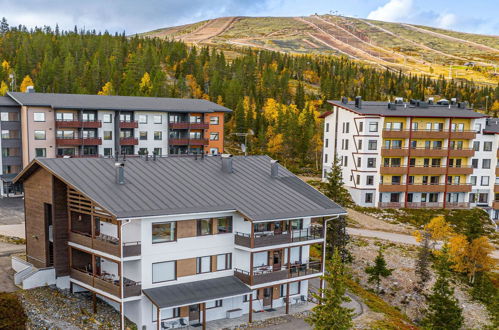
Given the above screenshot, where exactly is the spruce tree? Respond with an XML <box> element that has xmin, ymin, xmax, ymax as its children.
<box><xmin>365</xmin><ymin>248</ymin><xmax>393</xmax><ymax>293</ymax></box>
<box><xmin>326</xmin><ymin>215</ymin><xmax>352</xmax><ymax>263</ymax></box>
<box><xmin>415</xmin><ymin>231</ymin><xmax>431</xmax><ymax>291</ymax></box>
<box><xmin>306</xmin><ymin>249</ymin><xmax>354</xmax><ymax>330</ymax></box>
<box><xmin>322</xmin><ymin>155</ymin><xmax>353</xmax><ymax>207</ymax></box>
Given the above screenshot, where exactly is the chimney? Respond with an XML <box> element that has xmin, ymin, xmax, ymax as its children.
<box><xmin>387</xmin><ymin>102</ymin><xmax>397</xmax><ymax>110</ymax></box>
<box><xmin>428</xmin><ymin>97</ymin><xmax>434</xmax><ymax>105</ymax></box>
<box><xmin>221</xmin><ymin>154</ymin><xmax>233</xmax><ymax>173</ymax></box>
<box><xmin>26</xmin><ymin>86</ymin><xmax>35</xmax><ymax>93</ymax></box>
<box><xmin>394</xmin><ymin>97</ymin><xmax>404</xmax><ymax>104</ymax></box>
<box><xmin>451</xmin><ymin>97</ymin><xmax>457</xmax><ymax>105</ymax></box>
<box><xmin>271</xmin><ymin>160</ymin><xmax>279</xmax><ymax>178</ymax></box>
<box><xmin>354</xmin><ymin>96</ymin><xmax>362</xmax><ymax>108</ymax></box>
<box><xmin>341</xmin><ymin>96</ymin><xmax>348</xmax><ymax>104</ymax></box>
<box><xmin>115</xmin><ymin>162</ymin><xmax>125</xmax><ymax>184</ymax></box>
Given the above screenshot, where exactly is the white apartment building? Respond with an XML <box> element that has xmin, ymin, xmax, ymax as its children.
<box><xmin>14</xmin><ymin>155</ymin><xmax>346</xmax><ymax>329</ymax></box>
<box><xmin>322</xmin><ymin>97</ymin><xmax>499</xmax><ymax>226</ymax></box>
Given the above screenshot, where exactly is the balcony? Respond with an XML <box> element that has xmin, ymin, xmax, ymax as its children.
<box><xmin>120</xmin><ymin>137</ymin><xmax>139</xmax><ymax>145</ymax></box>
<box><xmin>450</xmin><ymin>130</ymin><xmax>476</xmax><ymax>139</ymax></box>
<box><xmin>447</xmin><ymin>166</ymin><xmax>473</xmax><ymax>175</ymax></box>
<box><xmin>169</xmin><ymin>122</ymin><xmax>209</xmax><ymax>130</ymax></box>
<box><xmin>69</xmin><ymin>231</ymin><xmax>120</xmax><ymax>257</ymax></box>
<box><xmin>378</xmin><ymin>202</ymin><xmax>403</xmax><ymax>208</ymax></box>
<box><xmin>494</xmin><ymin>185</ymin><xmax>499</xmax><ymax>193</ymax></box>
<box><xmin>56</xmin><ymin>120</ymin><xmax>102</xmax><ymax>128</ymax></box>
<box><xmin>234</xmin><ymin>261</ymin><xmax>322</xmax><ymax>286</ymax></box>
<box><xmin>493</xmin><ymin>201</ymin><xmax>499</xmax><ymax>209</ymax></box>
<box><xmin>496</xmin><ymin>167</ymin><xmax>499</xmax><ymax>176</ymax></box>
<box><xmin>123</xmin><ymin>242</ymin><xmax>141</xmax><ymax>257</ymax></box>
<box><xmin>407</xmin><ymin>184</ymin><xmax>446</xmax><ymax>192</ymax></box>
<box><xmin>382</xmin><ymin>129</ymin><xmax>410</xmax><ymax>139</ymax></box>
<box><xmin>381</xmin><ymin>148</ymin><xmax>409</xmax><ymax>157</ymax></box>
<box><xmin>408</xmin><ymin>166</ymin><xmax>447</xmax><ymax>175</ymax></box>
<box><xmin>234</xmin><ymin>227</ymin><xmax>323</xmax><ymax>248</ymax></box>
<box><xmin>56</xmin><ymin>137</ymin><xmax>102</xmax><ymax>146</ymax></box>
<box><xmin>409</xmin><ymin>147</ymin><xmax>448</xmax><ymax>157</ymax></box>
<box><xmin>119</xmin><ymin>120</ymin><xmax>138</xmax><ymax>129</ymax></box>
<box><xmin>446</xmin><ymin>184</ymin><xmax>472</xmax><ymax>193</ymax></box>
<box><xmin>411</xmin><ymin>129</ymin><xmax>448</xmax><ymax>139</ymax></box>
<box><xmin>406</xmin><ymin>202</ymin><xmax>443</xmax><ymax>209</ymax></box>
<box><xmin>169</xmin><ymin>138</ymin><xmax>209</xmax><ymax>146</ymax></box>
<box><xmin>446</xmin><ymin>202</ymin><xmax>470</xmax><ymax>209</ymax></box>
<box><xmin>56</xmin><ymin>155</ymin><xmax>100</xmax><ymax>159</ymax></box>
<box><xmin>380</xmin><ymin>166</ymin><xmax>407</xmax><ymax>175</ymax></box>
<box><xmin>448</xmin><ymin>148</ymin><xmax>475</xmax><ymax>157</ymax></box>
<box><xmin>378</xmin><ymin>184</ymin><xmax>405</xmax><ymax>192</ymax></box>
<box><xmin>70</xmin><ymin>268</ymin><xmax>141</xmax><ymax>298</ymax></box>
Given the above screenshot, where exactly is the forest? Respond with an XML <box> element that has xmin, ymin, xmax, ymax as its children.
<box><xmin>1</xmin><ymin>19</ymin><xmax>498</xmax><ymax>173</ymax></box>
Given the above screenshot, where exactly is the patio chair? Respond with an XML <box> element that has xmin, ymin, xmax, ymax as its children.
<box><xmin>161</xmin><ymin>321</ymin><xmax>170</xmax><ymax>329</ymax></box>
<box><xmin>300</xmin><ymin>295</ymin><xmax>307</xmax><ymax>304</ymax></box>
<box><xmin>178</xmin><ymin>319</ymin><xmax>188</xmax><ymax>328</ymax></box>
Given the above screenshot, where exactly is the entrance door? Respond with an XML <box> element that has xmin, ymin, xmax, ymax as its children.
<box><xmin>263</xmin><ymin>288</ymin><xmax>272</xmax><ymax>308</ymax></box>
<box><xmin>189</xmin><ymin>304</ymin><xmax>200</xmax><ymax>325</ymax></box>
<box><xmin>272</xmin><ymin>250</ymin><xmax>282</xmax><ymax>271</ymax></box>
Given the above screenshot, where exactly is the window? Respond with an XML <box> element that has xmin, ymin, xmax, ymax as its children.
<box><xmin>357</xmin><ymin>157</ymin><xmax>361</xmax><ymax>167</ymax></box>
<box><xmin>56</xmin><ymin>112</ymin><xmax>73</xmax><ymax>121</ymax></box>
<box><xmin>33</xmin><ymin>112</ymin><xmax>45</xmax><ymax>122</ymax></box>
<box><xmin>469</xmin><ymin>193</ymin><xmax>476</xmax><ymax>203</ymax></box>
<box><xmin>325</xmin><ymin>139</ymin><xmax>328</xmax><ymax>148</ymax></box>
<box><xmin>289</xmin><ymin>282</ymin><xmax>300</xmax><ymax>295</ymax></box>
<box><xmin>82</xmin><ymin>113</ymin><xmax>95</xmax><ymax>122</ymax></box>
<box><xmin>34</xmin><ymin>130</ymin><xmax>46</xmax><ymax>140</ymax></box>
<box><xmin>139</xmin><ymin>131</ymin><xmax>148</xmax><ymax>140</ymax></box>
<box><xmin>0</xmin><ymin>113</ymin><xmax>7</xmax><ymax>121</ymax></box>
<box><xmin>470</xmin><ymin>176</ymin><xmax>477</xmax><ymax>186</ymax></box>
<box><xmin>190</xmin><ymin>115</ymin><xmax>202</xmax><ymax>123</ymax></box>
<box><xmin>153</xmin><ymin>115</ymin><xmax>162</xmax><ymax>124</ymax></box>
<box><xmin>154</xmin><ymin>131</ymin><xmax>162</xmax><ymax>140</ymax></box>
<box><xmin>358</xmin><ymin>122</ymin><xmax>363</xmax><ymax>132</ymax></box>
<box><xmin>482</xmin><ymin>159</ymin><xmax>491</xmax><ymax>169</ymax></box>
<box><xmin>481</xmin><ymin>176</ymin><xmax>490</xmax><ymax>186</ymax></box>
<box><xmin>473</xmin><ymin>141</ymin><xmax>480</xmax><ymax>151</ymax></box>
<box><xmin>0</xmin><ymin>112</ymin><xmax>19</xmax><ymax>121</ymax></box>
<box><xmin>343</xmin><ymin>156</ymin><xmax>348</xmax><ymax>167</ymax></box>
<box><xmin>210</xmin><ymin>132</ymin><xmax>219</xmax><ymax>141</ymax></box>
<box><xmin>197</xmin><ymin>219</ymin><xmax>212</xmax><ymax>236</ymax></box>
<box><xmin>139</xmin><ymin>148</ymin><xmax>148</xmax><ymax>155</ymax></box>
<box><xmin>154</xmin><ymin>148</ymin><xmax>162</xmax><ymax>156</ymax></box>
<box><xmin>138</xmin><ymin>115</ymin><xmax>148</xmax><ymax>124</ymax></box>
<box><xmin>369</xmin><ymin>122</ymin><xmax>378</xmax><ymax>132</ymax></box>
<box><xmin>210</xmin><ymin>116</ymin><xmax>219</xmax><ymax>125</ymax></box>
<box><xmin>120</xmin><ymin>113</ymin><xmax>132</xmax><ymax>122</ymax></box>
<box><xmin>478</xmin><ymin>193</ymin><xmax>489</xmax><ymax>203</ymax></box>
<box><xmin>35</xmin><ymin>148</ymin><xmax>46</xmax><ymax>157</ymax></box>
<box><xmin>366</xmin><ymin>176</ymin><xmax>374</xmax><ymax>185</ymax></box>
<box><xmin>104</xmin><ymin>148</ymin><xmax>112</xmax><ymax>157</ymax></box>
<box><xmin>216</xmin><ymin>217</ymin><xmax>232</xmax><ymax>233</ymax></box>
<box><xmin>356</xmin><ymin>175</ymin><xmax>360</xmax><ymax>185</ymax></box>
<box><xmin>206</xmin><ymin>300</ymin><xmax>223</xmax><ymax>309</ymax></box>
<box><xmin>103</xmin><ymin>131</ymin><xmax>112</xmax><ymax>140</ymax></box>
<box><xmin>152</xmin><ymin>261</ymin><xmax>176</xmax><ymax>283</ymax></box>
<box><xmin>290</xmin><ymin>219</ymin><xmax>303</xmax><ymax>230</ymax></box>
<box><xmin>358</xmin><ymin>140</ymin><xmax>362</xmax><ymax>150</ymax></box>
<box><xmin>216</xmin><ymin>253</ymin><xmax>232</xmax><ymax>271</ymax></box>
<box><xmin>326</xmin><ymin>122</ymin><xmax>330</xmax><ymax>132</ymax></box>
<box><xmin>368</xmin><ymin>140</ymin><xmax>377</xmax><ymax>150</ymax></box>
<box><xmin>82</xmin><ymin>130</ymin><xmax>96</xmax><ymax>139</ymax></box>
<box><xmin>324</xmin><ymin>154</ymin><xmax>328</xmax><ymax>164</ymax></box>
<box><xmin>471</xmin><ymin>159</ymin><xmax>478</xmax><ymax>169</ymax></box>
<box><xmin>484</xmin><ymin>142</ymin><xmax>492</xmax><ymax>151</ymax></box>
<box><xmin>152</xmin><ymin>222</ymin><xmax>176</xmax><ymax>243</ymax></box>
<box><xmin>152</xmin><ymin>307</ymin><xmax>180</xmax><ymax>322</ymax></box>
<box><xmin>367</xmin><ymin>158</ymin><xmax>376</xmax><ymax>168</ymax></box>
<box><xmin>103</xmin><ymin>114</ymin><xmax>112</xmax><ymax>123</ymax></box>
<box><xmin>474</xmin><ymin>123</ymin><xmax>482</xmax><ymax>132</ymax></box>
<box><xmin>196</xmin><ymin>256</ymin><xmax>211</xmax><ymax>274</ymax></box>
<box><xmin>365</xmin><ymin>193</ymin><xmax>373</xmax><ymax>203</ymax></box>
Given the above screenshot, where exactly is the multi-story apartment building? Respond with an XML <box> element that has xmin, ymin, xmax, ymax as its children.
<box><xmin>0</xmin><ymin>91</ymin><xmax>229</xmax><ymax>196</ymax></box>
<box><xmin>13</xmin><ymin>155</ymin><xmax>345</xmax><ymax>329</ymax></box>
<box><xmin>321</xmin><ymin>97</ymin><xmax>499</xmax><ymax>225</ymax></box>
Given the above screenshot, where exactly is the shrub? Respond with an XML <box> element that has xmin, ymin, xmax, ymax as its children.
<box><xmin>0</xmin><ymin>292</ymin><xmax>27</xmax><ymax>329</ymax></box>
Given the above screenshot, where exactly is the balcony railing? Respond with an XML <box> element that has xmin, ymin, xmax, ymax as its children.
<box><xmin>169</xmin><ymin>138</ymin><xmax>209</xmax><ymax>146</ymax></box>
<box><xmin>123</xmin><ymin>241</ymin><xmax>141</xmax><ymax>257</ymax></box>
<box><xmin>379</xmin><ymin>202</ymin><xmax>470</xmax><ymax>209</ymax></box>
<box><xmin>379</xmin><ymin>183</ymin><xmax>472</xmax><ymax>193</ymax></box>
<box><xmin>119</xmin><ymin>120</ymin><xmax>138</xmax><ymax>129</ymax></box>
<box><xmin>56</xmin><ymin>137</ymin><xmax>102</xmax><ymax>146</ymax></box>
<box><xmin>69</xmin><ymin>231</ymin><xmax>140</xmax><ymax>258</ymax></box>
<box><xmin>234</xmin><ymin>227</ymin><xmax>323</xmax><ymax>248</ymax></box>
<box><xmin>234</xmin><ymin>261</ymin><xmax>322</xmax><ymax>285</ymax></box>
<box><xmin>169</xmin><ymin>122</ymin><xmax>210</xmax><ymax>130</ymax></box>
<box><xmin>56</xmin><ymin>120</ymin><xmax>102</xmax><ymax>128</ymax></box>
<box><xmin>381</xmin><ymin>147</ymin><xmax>475</xmax><ymax>158</ymax></box>
<box><xmin>56</xmin><ymin>154</ymin><xmax>100</xmax><ymax>158</ymax></box>
<box><xmin>70</xmin><ymin>267</ymin><xmax>141</xmax><ymax>298</ymax></box>
<box><xmin>382</xmin><ymin>129</ymin><xmax>476</xmax><ymax>140</ymax></box>
<box><xmin>120</xmin><ymin>137</ymin><xmax>139</xmax><ymax>145</ymax></box>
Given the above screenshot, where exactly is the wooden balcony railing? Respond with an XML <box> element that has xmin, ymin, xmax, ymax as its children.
<box><xmin>56</xmin><ymin>137</ymin><xmax>102</xmax><ymax>146</ymax></box>
<box><xmin>169</xmin><ymin>138</ymin><xmax>209</xmax><ymax>146</ymax></box>
<box><xmin>120</xmin><ymin>137</ymin><xmax>139</xmax><ymax>145</ymax></box>
<box><xmin>169</xmin><ymin>122</ymin><xmax>209</xmax><ymax>130</ymax></box>
<box><xmin>234</xmin><ymin>261</ymin><xmax>322</xmax><ymax>286</ymax></box>
<box><xmin>379</xmin><ymin>202</ymin><xmax>470</xmax><ymax>209</ymax></box>
<box><xmin>70</xmin><ymin>267</ymin><xmax>141</xmax><ymax>298</ymax></box>
<box><xmin>381</xmin><ymin>147</ymin><xmax>475</xmax><ymax>158</ymax></box>
<box><xmin>234</xmin><ymin>227</ymin><xmax>323</xmax><ymax>248</ymax></box>
<box><xmin>382</xmin><ymin>129</ymin><xmax>476</xmax><ymax>140</ymax></box>
<box><xmin>119</xmin><ymin>120</ymin><xmax>138</xmax><ymax>129</ymax></box>
<box><xmin>56</xmin><ymin>120</ymin><xmax>102</xmax><ymax>128</ymax></box>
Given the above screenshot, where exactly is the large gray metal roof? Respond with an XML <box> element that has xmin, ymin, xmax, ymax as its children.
<box><xmin>327</xmin><ymin>100</ymin><xmax>487</xmax><ymax>118</ymax></box>
<box><xmin>7</xmin><ymin>92</ymin><xmax>231</xmax><ymax>113</ymax></box>
<box><xmin>16</xmin><ymin>155</ymin><xmax>345</xmax><ymax>220</ymax></box>
<box><xmin>0</xmin><ymin>96</ymin><xmax>19</xmax><ymax>107</ymax></box>
<box><xmin>484</xmin><ymin>118</ymin><xmax>499</xmax><ymax>134</ymax></box>
<box><xmin>143</xmin><ymin>276</ymin><xmax>251</xmax><ymax>309</ymax></box>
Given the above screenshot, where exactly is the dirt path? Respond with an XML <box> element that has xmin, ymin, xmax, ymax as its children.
<box><xmin>180</xmin><ymin>17</ymin><xmax>239</xmax><ymax>44</ymax></box>
<box><xmin>346</xmin><ymin>208</ymin><xmax>414</xmax><ymax>234</ymax></box>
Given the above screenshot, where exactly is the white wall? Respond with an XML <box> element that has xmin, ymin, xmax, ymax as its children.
<box><xmin>98</xmin><ymin>110</ymin><xmax>115</xmax><ymax>156</ymax></box>
<box><xmin>136</xmin><ymin>111</ymin><xmax>169</xmax><ymax>156</ymax></box>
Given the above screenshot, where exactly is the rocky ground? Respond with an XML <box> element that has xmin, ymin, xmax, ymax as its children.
<box><xmin>346</xmin><ymin>208</ymin><xmax>414</xmax><ymax>235</ymax></box>
<box><xmin>18</xmin><ymin>286</ymin><xmax>134</xmax><ymax>329</ymax></box>
<box><xmin>348</xmin><ymin>237</ymin><xmax>493</xmax><ymax>329</ymax></box>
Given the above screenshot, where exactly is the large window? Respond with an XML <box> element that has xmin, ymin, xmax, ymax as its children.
<box><xmin>34</xmin><ymin>112</ymin><xmax>46</xmax><ymax>122</ymax></box>
<box><xmin>216</xmin><ymin>217</ymin><xmax>232</xmax><ymax>233</ymax></box>
<box><xmin>196</xmin><ymin>256</ymin><xmax>211</xmax><ymax>274</ymax></box>
<box><xmin>0</xmin><ymin>112</ymin><xmax>19</xmax><ymax>121</ymax></box>
<box><xmin>56</xmin><ymin>112</ymin><xmax>73</xmax><ymax>121</ymax></box>
<box><xmin>152</xmin><ymin>261</ymin><xmax>176</xmax><ymax>283</ymax></box>
<box><xmin>216</xmin><ymin>253</ymin><xmax>232</xmax><ymax>271</ymax></box>
<box><xmin>197</xmin><ymin>219</ymin><xmax>212</xmax><ymax>236</ymax></box>
<box><xmin>103</xmin><ymin>114</ymin><xmax>112</xmax><ymax>123</ymax></box>
<box><xmin>152</xmin><ymin>222</ymin><xmax>176</xmax><ymax>243</ymax></box>
<box><xmin>206</xmin><ymin>300</ymin><xmax>222</xmax><ymax>309</ymax></box>
<box><xmin>484</xmin><ymin>142</ymin><xmax>492</xmax><ymax>152</ymax></box>
<box><xmin>34</xmin><ymin>130</ymin><xmax>46</xmax><ymax>140</ymax></box>
<box><xmin>139</xmin><ymin>115</ymin><xmax>148</xmax><ymax>124</ymax></box>
<box><xmin>210</xmin><ymin>116</ymin><xmax>219</xmax><ymax>125</ymax></box>
<box><xmin>35</xmin><ymin>148</ymin><xmax>46</xmax><ymax>157</ymax></box>
<box><xmin>153</xmin><ymin>115</ymin><xmax>162</xmax><ymax>124</ymax></box>
<box><xmin>103</xmin><ymin>131</ymin><xmax>112</xmax><ymax>140</ymax></box>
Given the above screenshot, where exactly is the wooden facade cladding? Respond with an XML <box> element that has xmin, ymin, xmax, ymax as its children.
<box><xmin>24</xmin><ymin>168</ymin><xmax>53</xmax><ymax>268</ymax></box>
<box><xmin>408</xmin><ymin>167</ymin><xmax>447</xmax><ymax>175</ymax></box>
<box><xmin>380</xmin><ymin>166</ymin><xmax>407</xmax><ymax>175</ymax></box>
<box><xmin>382</xmin><ymin>130</ymin><xmax>410</xmax><ymax>139</ymax></box>
<box><xmin>53</xmin><ymin>178</ymin><xmax>69</xmax><ymax>276</ymax></box>
<box><xmin>495</xmin><ymin>185</ymin><xmax>499</xmax><ymax>193</ymax></box>
<box><xmin>177</xmin><ymin>220</ymin><xmax>197</xmax><ymax>239</ymax></box>
<box><xmin>177</xmin><ymin>258</ymin><xmax>197</xmax><ymax>277</ymax></box>
<box><xmin>67</xmin><ymin>188</ymin><xmax>113</xmax><ymax>218</ymax></box>
<box><xmin>381</xmin><ymin>148</ymin><xmax>409</xmax><ymax>157</ymax></box>
<box><xmin>493</xmin><ymin>201</ymin><xmax>499</xmax><ymax>209</ymax></box>
<box><xmin>409</xmin><ymin>148</ymin><xmax>448</xmax><ymax>157</ymax></box>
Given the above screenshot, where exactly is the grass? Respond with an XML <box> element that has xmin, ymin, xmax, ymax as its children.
<box><xmin>0</xmin><ymin>234</ymin><xmax>25</xmax><ymax>245</ymax></box>
<box><xmin>345</xmin><ymin>278</ymin><xmax>419</xmax><ymax>329</ymax></box>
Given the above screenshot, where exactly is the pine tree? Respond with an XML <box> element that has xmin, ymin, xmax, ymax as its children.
<box><xmin>415</xmin><ymin>231</ymin><xmax>431</xmax><ymax>291</ymax></box>
<box><xmin>306</xmin><ymin>249</ymin><xmax>354</xmax><ymax>330</ymax></box>
<box><xmin>322</xmin><ymin>155</ymin><xmax>353</xmax><ymax>207</ymax></box>
<box><xmin>0</xmin><ymin>17</ymin><xmax>8</xmax><ymax>34</ymax></box>
<box><xmin>326</xmin><ymin>216</ymin><xmax>352</xmax><ymax>263</ymax></box>
<box><xmin>365</xmin><ymin>248</ymin><xmax>393</xmax><ymax>293</ymax></box>
<box><xmin>295</xmin><ymin>82</ymin><xmax>305</xmax><ymax>109</ymax></box>
<box><xmin>423</xmin><ymin>249</ymin><xmax>463</xmax><ymax>330</ymax></box>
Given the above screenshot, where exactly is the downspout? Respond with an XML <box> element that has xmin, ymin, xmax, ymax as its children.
<box><xmin>443</xmin><ymin>118</ymin><xmax>453</xmax><ymax>209</ymax></box>
<box><xmin>120</xmin><ymin>219</ymin><xmax>131</xmax><ymax>330</ymax></box>
<box><xmin>321</xmin><ymin>215</ymin><xmax>340</xmax><ymax>298</ymax></box>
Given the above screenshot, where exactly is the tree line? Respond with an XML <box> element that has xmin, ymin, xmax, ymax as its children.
<box><xmin>1</xmin><ymin>18</ymin><xmax>498</xmax><ymax>171</ymax></box>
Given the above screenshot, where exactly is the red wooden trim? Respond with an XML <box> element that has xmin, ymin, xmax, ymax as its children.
<box><xmin>443</xmin><ymin>118</ymin><xmax>453</xmax><ymax>209</ymax></box>
<box><xmin>404</xmin><ymin>117</ymin><xmax>413</xmax><ymax>208</ymax></box>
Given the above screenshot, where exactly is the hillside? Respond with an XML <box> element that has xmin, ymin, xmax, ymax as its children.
<box><xmin>142</xmin><ymin>15</ymin><xmax>499</xmax><ymax>85</ymax></box>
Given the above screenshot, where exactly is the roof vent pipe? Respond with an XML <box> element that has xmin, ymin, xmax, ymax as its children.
<box><xmin>26</xmin><ymin>86</ymin><xmax>35</xmax><ymax>93</ymax></box>
<box><xmin>115</xmin><ymin>162</ymin><xmax>125</xmax><ymax>185</ymax></box>
<box><xmin>355</xmin><ymin>96</ymin><xmax>362</xmax><ymax>108</ymax></box>
<box><xmin>221</xmin><ymin>154</ymin><xmax>233</xmax><ymax>173</ymax></box>
<box><xmin>271</xmin><ymin>160</ymin><xmax>279</xmax><ymax>178</ymax></box>
<box><xmin>341</xmin><ymin>96</ymin><xmax>348</xmax><ymax>104</ymax></box>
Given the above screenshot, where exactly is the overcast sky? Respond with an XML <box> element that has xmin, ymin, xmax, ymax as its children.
<box><xmin>1</xmin><ymin>0</ymin><xmax>497</xmax><ymax>35</ymax></box>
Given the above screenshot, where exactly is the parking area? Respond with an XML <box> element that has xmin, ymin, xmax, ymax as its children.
<box><xmin>0</xmin><ymin>197</ymin><xmax>24</xmax><ymax>225</ymax></box>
